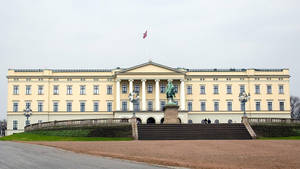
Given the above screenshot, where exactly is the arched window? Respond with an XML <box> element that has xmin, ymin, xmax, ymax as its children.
<box><xmin>147</xmin><ymin>117</ymin><xmax>156</xmax><ymax>124</ymax></box>
<box><xmin>188</xmin><ymin>119</ymin><xmax>193</xmax><ymax>124</ymax></box>
<box><xmin>160</xmin><ymin>118</ymin><xmax>164</xmax><ymax>124</ymax></box>
<box><xmin>177</xmin><ymin>118</ymin><xmax>182</xmax><ymax>124</ymax></box>
<box><xmin>214</xmin><ymin>119</ymin><xmax>219</xmax><ymax>124</ymax></box>
<box><xmin>136</xmin><ymin>118</ymin><xmax>142</xmax><ymax>124</ymax></box>
<box><xmin>228</xmin><ymin>119</ymin><xmax>233</xmax><ymax>124</ymax></box>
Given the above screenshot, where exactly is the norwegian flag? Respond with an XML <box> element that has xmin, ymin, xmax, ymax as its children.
<box><xmin>143</xmin><ymin>30</ymin><xmax>147</xmax><ymax>39</ymax></box>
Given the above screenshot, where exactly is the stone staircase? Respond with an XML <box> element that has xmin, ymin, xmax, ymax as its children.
<box><xmin>137</xmin><ymin>123</ymin><xmax>252</xmax><ymax>140</ymax></box>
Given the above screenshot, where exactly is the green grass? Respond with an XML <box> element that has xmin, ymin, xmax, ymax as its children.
<box><xmin>258</xmin><ymin>136</ymin><xmax>300</xmax><ymax>140</ymax></box>
<box><xmin>0</xmin><ymin>132</ymin><xmax>133</xmax><ymax>141</ymax></box>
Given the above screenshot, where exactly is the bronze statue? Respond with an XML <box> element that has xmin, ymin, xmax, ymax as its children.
<box><xmin>166</xmin><ymin>81</ymin><xmax>176</xmax><ymax>105</ymax></box>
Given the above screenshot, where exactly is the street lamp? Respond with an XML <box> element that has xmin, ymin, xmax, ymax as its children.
<box><xmin>24</xmin><ymin>106</ymin><xmax>32</xmax><ymax>126</ymax></box>
<box><xmin>129</xmin><ymin>91</ymin><xmax>139</xmax><ymax>118</ymax></box>
<box><xmin>239</xmin><ymin>92</ymin><xmax>250</xmax><ymax>117</ymax></box>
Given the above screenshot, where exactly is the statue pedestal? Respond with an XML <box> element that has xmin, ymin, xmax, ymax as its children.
<box><xmin>163</xmin><ymin>104</ymin><xmax>180</xmax><ymax>124</ymax></box>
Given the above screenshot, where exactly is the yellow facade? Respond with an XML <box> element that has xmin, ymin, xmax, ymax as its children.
<box><xmin>6</xmin><ymin>61</ymin><xmax>290</xmax><ymax>135</ymax></box>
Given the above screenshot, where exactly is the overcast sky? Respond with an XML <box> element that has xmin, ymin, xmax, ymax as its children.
<box><xmin>1</xmin><ymin>0</ymin><xmax>300</xmax><ymax>119</ymax></box>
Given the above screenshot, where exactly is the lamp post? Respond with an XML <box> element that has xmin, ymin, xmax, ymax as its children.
<box><xmin>129</xmin><ymin>91</ymin><xmax>140</xmax><ymax>118</ymax></box>
<box><xmin>24</xmin><ymin>106</ymin><xmax>32</xmax><ymax>126</ymax></box>
<box><xmin>239</xmin><ymin>92</ymin><xmax>250</xmax><ymax>117</ymax></box>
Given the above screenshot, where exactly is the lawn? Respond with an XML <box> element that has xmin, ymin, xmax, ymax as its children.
<box><xmin>258</xmin><ymin>136</ymin><xmax>300</xmax><ymax>140</ymax></box>
<box><xmin>0</xmin><ymin>132</ymin><xmax>133</xmax><ymax>141</ymax></box>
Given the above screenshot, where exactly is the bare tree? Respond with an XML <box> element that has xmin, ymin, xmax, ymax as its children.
<box><xmin>291</xmin><ymin>96</ymin><xmax>300</xmax><ymax>119</ymax></box>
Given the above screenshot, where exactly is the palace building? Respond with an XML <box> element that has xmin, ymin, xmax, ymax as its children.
<box><xmin>6</xmin><ymin>61</ymin><xmax>291</xmax><ymax>135</ymax></box>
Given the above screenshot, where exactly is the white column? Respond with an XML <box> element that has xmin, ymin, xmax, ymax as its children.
<box><xmin>155</xmin><ymin>79</ymin><xmax>160</xmax><ymax>111</ymax></box>
<box><xmin>116</xmin><ymin>79</ymin><xmax>121</xmax><ymax>111</ymax></box>
<box><xmin>142</xmin><ymin>79</ymin><xmax>146</xmax><ymax>111</ymax></box>
<box><xmin>180</xmin><ymin>79</ymin><xmax>185</xmax><ymax>110</ymax></box>
<box><xmin>129</xmin><ymin>79</ymin><xmax>133</xmax><ymax>111</ymax></box>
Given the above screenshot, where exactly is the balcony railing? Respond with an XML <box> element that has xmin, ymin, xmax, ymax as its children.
<box><xmin>24</xmin><ymin>118</ymin><xmax>132</xmax><ymax>132</ymax></box>
<box><xmin>248</xmin><ymin>118</ymin><xmax>300</xmax><ymax>124</ymax></box>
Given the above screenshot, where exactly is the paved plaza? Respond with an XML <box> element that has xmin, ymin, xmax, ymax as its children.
<box><xmin>0</xmin><ymin>141</ymin><xmax>170</xmax><ymax>169</ymax></box>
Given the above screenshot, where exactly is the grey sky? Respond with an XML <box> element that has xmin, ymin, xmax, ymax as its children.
<box><xmin>0</xmin><ymin>0</ymin><xmax>300</xmax><ymax>120</ymax></box>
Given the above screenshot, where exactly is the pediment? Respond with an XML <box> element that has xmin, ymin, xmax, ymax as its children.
<box><xmin>118</xmin><ymin>61</ymin><xmax>184</xmax><ymax>74</ymax></box>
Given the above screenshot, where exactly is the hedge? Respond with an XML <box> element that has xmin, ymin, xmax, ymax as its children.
<box><xmin>27</xmin><ymin>125</ymin><xmax>132</xmax><ymax>138</ymax></box>
<box><xmin>251</xmin><ymin>123</ymin><xmax>300</xmax><ymax>137</ymax></box>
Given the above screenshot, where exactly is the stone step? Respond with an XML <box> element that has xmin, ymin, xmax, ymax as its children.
<box><xmin>137</xmin><ymin>124</ymin><xmax>251</xmax><ymax>140</ymax></box>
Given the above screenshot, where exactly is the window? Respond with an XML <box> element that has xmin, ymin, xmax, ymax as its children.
<box><xmin>26</xmin><ymin>78</ymin><xmax>31</xmax><ymax>81</ymax></box>
<box><xmin>94</xmin><ymin>102</ymin><xmax>99</xmax><ymax>112</ymax></box>
<box><xmin>122</xmin><ymin>101</ymin><xmax>127</xmax><ymax>111</ymax></box>
<box><xmin>201</xmin><ymin>102</ymin><xmax>206</xmax><ymax>111</ymax></box>
<box><xmin>280</xmin><ymin>102</ymin><xmax>284</xmax><ymax>111</ymax></box>
<box><xmin>80</xmin><ymin>85</ymin><xmax>86</xmax><ymax>95</ymax></box>
<box><xmin>80</xmin><ymin>78</ymin><xmax>85</xmax><ymax>81</ymax></box>
<box><xmin>213</xmin><ymin>85</ymin><xmax>219</xmax><ymax>94</ymax></box>
<box><xmin>214</xmin><ymin>102</ymin><xmax>219</xmax><ymax>112</ymax></box>
<box><xmin>160</xmin><ymin>101</ymin><xmax>165</xmax><ymax>111</ymax></box>
<box><xmin>25</xmin><ymin>102</ymin><xmax>31</xmax><ymax>109</ymax></box>
<box><xmin>134</xmin><ymin>102</ymin><xmax>140</xmax><ymax>111</ymax></box>
<box><xmin>13</xmin><ymin>102</ymin><xmax>18</xmax><ymax>112</ymax></box>
<box><xmin>67</xmin><ymin>78</ymin><xmax>72</xmax><ymax>81</ymax></box>
<box><xmin>122</xmin><ymin>84</ymin><xmax>127</xmax><ymax>94</ymax></box>
<box><xmin>268</xmin><ymin>102</ymin><xmax>273</xmax><ymax>111</ymax></box>
<box><xmin>174</xmin><ymin>85</ymin><xmax>178</xmax><ymax>93</ymax></box>
<box><xmin>160</xmin><ymin>85</ymin><xmax>165</xmax><ymax>93</ymax></box>
<box><xmin>38</xmin><ymin>120</ymin><xmax>42</xmax><ymax>123</ymax></box>
<box><xmin>228</xmin><ymin>102</ymin><xmax>233</xmax><ymax>111</ymax></box>
<box><xmin>13</xmin><ymin>85</ymin><xmax>19</xmax><ymax>95</ymax></box>
<box><xmin>26</xmin><ymin>85</ymin><xmax>31</xmax><ymax>95</ymax></box>
<box><xmin>200</xmin><ymin>85</ymin><xmax>205</xmax><ymax>94</ymax></box>
<box><xmin>94</xmin><ymin>85</ymin><xmax>99</xmax><ymax>95</ymax></box>
<box><xmin>267</xmin><ymin>85</ymin><xmax>272</xmax><ymax>94</ymax></box>
<box><xmin>38</xmin><ymin>85</ymin><xmax>43</xmax><ymax>95</ymax></box>
<box><xmin>188</xmin><ymin>101</ymin><xmax>192</xmax><ymax>111</ymax></box>
<box><xmin>53</xmin><ymin>85</ymin><xmax>59</xmax><ymax>95</ymax></box>
<box><xmin>187</xmin><ymin>85</ymin><xmax>192</xmax><ymax>95</ymax></box>
<box><xmin>38</xmin><ymin>102</ymin><xmax>43</xmax><ymax>112</ymax></box>
<box><xmin>107</xmin><ymin>85</ymin><xmax>112</xmax><ymax>95</ymax></box>
<box><xmin>147</xmin><ymin>84</ymin><xmax>153</xmax><ymax>93</ymax></box>
<box><xmin>67</xmin><ymin>85</ymin><xmax>72</xmax><ymax>95</ymax></box>
<box><xmin>148</xmin><ymin>101</ymin><xmax>153</xmax><ymax>111</ymax></box>
<box><xmin>107</xmin><ymin>102</ymin><xmax>112</xmax><ymax>112</ymax></box>
<box><xmin>256</xmin><ymin>102</ymin><xmax>261</xmax><ymax>111</ymax></box>
<box><xmin>67</xmin><ymin>102</ymin><xmax>72</xmax><ymax>112</ymax></box>
<box><xmin>255</xmin><ymin>85</ymin><xmax>260</xmax><ymax>94</ymax></box>
<box><xmin>134</xmin><ymin>85</ymin><xmax>140</xmax><ymax>93</ymax></box>
<box><xmin>241</xmin><ymin>102</ymin><xmax>245</xmax><ymax>111</ymax></box>
<box><xmin>240</xmin><ymin>85</ymin><xmax>245</xmax><ymax>93</ymax></box>
<box><xmin>53</xmin><ymin>102</ymin><xmax>58</xmax><ymax>112</ymax></box>
<box><xmin>80</xmin><ymin>102</ymin><xmax>85</xmax><ymax>112</ymax></box>
<box><xmin>279</xmin><ymin>85</ymin><xmax>284</xmax><ymax>94</ymax></box>
<box><xmin>227</xmin><ymin>85</ymin><xmax>232</xmax><ymax>94</ymax></box>
<box><xmin>13</xmin><ymin>120</ymin><xmax>18</xmax><ymax>130</ymax></box>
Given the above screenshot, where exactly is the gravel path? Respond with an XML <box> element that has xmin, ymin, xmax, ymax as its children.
<box><xmin>26</xmin><ymin>140</ymin><xmax>300</xmax><ymax>169</ymax></box>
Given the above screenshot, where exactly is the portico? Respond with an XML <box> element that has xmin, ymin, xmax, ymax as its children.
<box><xmin>115</xmin><ymin>78</ymin><xmax>186</xmax><ymax>111</ymax></box>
